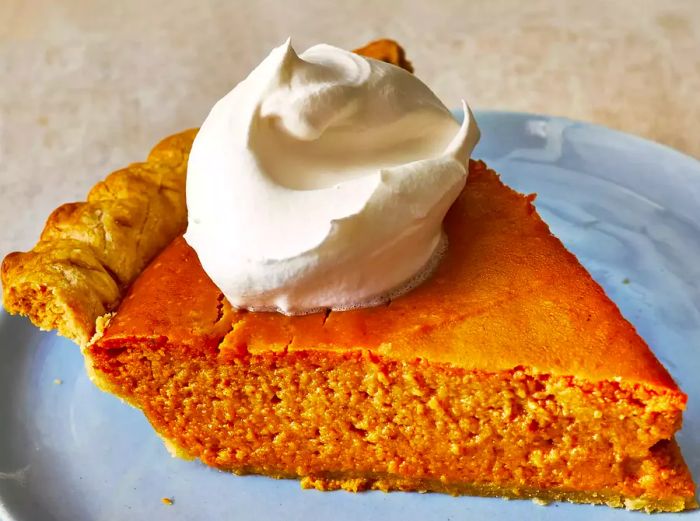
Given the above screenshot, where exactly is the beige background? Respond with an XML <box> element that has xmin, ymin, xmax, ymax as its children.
<box><xmin>1</xmin><ymin>0</ymin><xmax>699</xmax><ymax>258</ymax></box>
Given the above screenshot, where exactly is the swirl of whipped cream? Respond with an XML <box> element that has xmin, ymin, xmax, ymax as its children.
<box><xmin>184</xmin><ymin>40</ymin><xmax>480</xmax><ymax>314</ymax></box>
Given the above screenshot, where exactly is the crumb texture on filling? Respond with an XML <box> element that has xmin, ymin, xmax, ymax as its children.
<box><xmin>88</xmin><ymin>342</ymin><xmax>696</xmax><ymax>512</ymax></box>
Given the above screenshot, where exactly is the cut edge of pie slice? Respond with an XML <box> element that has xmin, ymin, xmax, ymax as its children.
<box><xmin>87</xmin><ymin>160</ymin><xmax>696</xmax><ymax>512</ymax></box>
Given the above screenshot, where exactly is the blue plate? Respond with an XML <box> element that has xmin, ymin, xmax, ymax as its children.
<box><xmin>1</xmin><ymin>111</ymin><xmax>698</xmax><ymax>520</ymax></box>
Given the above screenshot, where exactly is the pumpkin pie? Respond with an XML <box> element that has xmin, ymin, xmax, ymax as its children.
<box><xmin>1</xmin><ymin>40</ymin><xmax>696</xmax><ymax>512</ymax></box>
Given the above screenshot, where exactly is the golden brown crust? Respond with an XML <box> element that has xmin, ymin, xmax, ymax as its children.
<box><xmin>299</xmin><ymin>449</ymin><xmax>699</xmax><ymax>513</ymax></box>
<box><xmin>1</xmin><ymin>130</ymin><xmax>196</xmax><ymax>345</ymax></box>
<box><xmin>353</xmin><ymin>39</ymin><xmax>414</xmax><ymax>72</ymax></box>
<box><xmin>1</xmin><ymin>40</ymin><xmax>411</xmax><ymax>345</ymax></box>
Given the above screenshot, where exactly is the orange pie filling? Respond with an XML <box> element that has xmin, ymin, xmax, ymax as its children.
<box><xmin>89</xmin><ymin>341</ymin><xmax>690</xmax><ymax>510</ymax></box>
<box><xmin>86</xmin><ymin>163</ymin><xmax>696</xmax><ymax>511</ymax></box>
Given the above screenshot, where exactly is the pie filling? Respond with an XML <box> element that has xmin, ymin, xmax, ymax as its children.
<box><xmin>88</xmin><ymin>342</ymin><xmax>693</xmax><ymax>511</ymax></box>
<box><xmin>82</xmin><ymin>160</ymin><xmax>696</xmax><ymax>512</ymax></box>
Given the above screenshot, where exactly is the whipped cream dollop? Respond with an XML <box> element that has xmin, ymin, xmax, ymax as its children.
<box><xmin>184</xmin><ymin>40</ymin><xmax>480</xmax><ymax>314</ymax></box>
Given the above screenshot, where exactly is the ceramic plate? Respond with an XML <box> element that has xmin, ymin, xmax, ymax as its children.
<box><xmin>1</xmin><ymin>110</ymin><xmax>698</xmax><ymax>521</ymax></box>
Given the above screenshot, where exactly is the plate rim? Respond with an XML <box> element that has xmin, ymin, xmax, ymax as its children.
<box><xmin>470</xmin><ymin>108</ymin><xmax>700</xmax><ymax>172</ymax></box>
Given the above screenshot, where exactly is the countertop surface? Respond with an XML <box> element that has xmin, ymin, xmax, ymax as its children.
<box><xmin>1</xmin><ymin>0</ymin><xmax>699</xmax><ymax>257</ymax></box>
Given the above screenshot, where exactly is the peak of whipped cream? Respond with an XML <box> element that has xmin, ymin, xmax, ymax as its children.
<box><xmin>184</xmin><ymin>40</ymin><xmax>480</xmax><ymax>314</ymax></box>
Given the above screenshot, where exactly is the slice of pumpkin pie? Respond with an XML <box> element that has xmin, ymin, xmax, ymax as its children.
<box><xmin>86</xmin><ymin>159</ymin><xmax>695</xmax><ymax>512</ymax></box>
<box><xmin>1</xmin><ymin>40</ymin><xmax>695</xmax><ymax>512</ymax></box>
